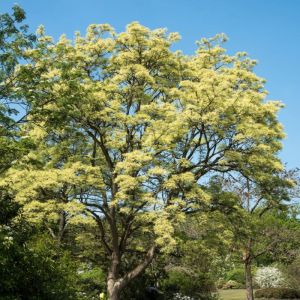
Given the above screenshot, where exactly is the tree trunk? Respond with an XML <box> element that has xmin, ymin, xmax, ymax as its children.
<box><xmin>107</xmin><ymin>283</ymin><xmax>120</xmax><ymax>300</ymax></box>
<box><xmin>107</xmin><ymin>251</ymin><xmax>121</xmax><ymax>300</ymax></box>
<box><xmin>57</xmin><ymin>210</ymin><xmax>66</xmax><ymax>245</ymax></box>
<box><xmin>105</xmin><ymin>245</ymin><xmax>156</xmax><ymax>300</ymax></box>
<box><xmin>245</xmin><ymin>258</ymin><xmax>254</xmax><ymax>300</ymax></box>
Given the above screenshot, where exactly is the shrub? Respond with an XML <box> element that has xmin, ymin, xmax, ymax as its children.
<box><xmin>0</xmin><ymin>197</ymin><xmax>78</xmax><ymax>300</ymax></box>
<box><xmin>222</xmin><ymin>280</ymin><xmax>243</xmax><ymax>289</ymax></box>
<box><xmin>225</xmin><ymin>268</ymin><xmax>245</xmax><ymax>285</ymax></box>
<box><xmin>255</xmin><ymin>266</ymin><xmax>285</xmax><ymax>288</ymax></box>
<box><xmin>77</xmin><ymin>264</ymin><xmax>106</xmax><ymax>299</ymax></box>
<box><xmin>173</xmin><ymin>293</ymin><xmax>195</xmax><ymax>300</ymax></box>
<box><xmin>161</xmin><ymin>267</ymin><xmax>215</xmax><ymax>299</ymax></box>
<box><xmin>283</xmin><ymin>255</ymin><xmax>300</xmax><ymax>289</ymax></box>
<box><xmin>255</xmin><ymin>288</ymin><xmax>300</xmax><ymax>299</ymax></box>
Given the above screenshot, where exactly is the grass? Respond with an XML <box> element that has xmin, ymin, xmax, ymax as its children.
<box><xmin>218</xmin><ymin>289</ymin><xmax>247</xmax><ymax>300</ymax></box>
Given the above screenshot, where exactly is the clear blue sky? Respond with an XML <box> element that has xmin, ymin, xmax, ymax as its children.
<box><xmin>1</xmin><ymin>0</ymin><xmax>299</xmax><ymax>169</ymax></box>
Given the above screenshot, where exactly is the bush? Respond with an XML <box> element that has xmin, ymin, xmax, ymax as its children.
<box><xmin>161</xmin><ymin>267</ymin><xmax>215</xmax><ymax>299</ymax></box>
<box><xmin>283</xmin><ymin>255</ymin><xmax>300</xmax><ymax>289</ymax></box>
<box><xmin>77</xmin><ymin>264</ymin><xmax>106</xmax><ymax>299</ymax></box>
<box><xmin>0</xmin><ymin>236</ymin><xmax>78</xmax><ymax>300</ymax></box>
<box><xmin>255</xmin><ymin>288</ymin><xmax>300</xmax><ymax>299</ymax></box>
<box><xmin>0</xmin><ymin>193</ymin><xmax>78</xmax><ymax>300</ymax></box>
<box><xmin>222</xmin><ymin>280</ymin><xmax>243</xmax><ymax>289</ymax></box>
<box><xmin>225</xmin><ymin>268</ymin><xmax>245</xmax><ymax>285</ymax></box>
<box><xmin>255</xmin><ymin>266</ymin><xmax>285</xmax><ymax>288</ymax></box>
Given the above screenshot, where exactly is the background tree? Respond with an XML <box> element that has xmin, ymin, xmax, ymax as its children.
<box><xmin>0</xmin><ymin>7</ymin><xmax>82</xmax><ymax>300</ymax></box>
<box><xmin>0</xmin><ymin>5</ymin><xmax>35</xmax><ymax>172</ymax></box>
<box><xmin>216</xmin><ymin>170</ymin><xmax>298</xmax><ymax>300</ymax></box>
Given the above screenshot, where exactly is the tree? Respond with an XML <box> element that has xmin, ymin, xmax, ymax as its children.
<box><xmin>216</xmin><ymin>170</ymin><xmax>297</xmax><ymax>300</ymax></box>
<box><xmin>6</xmin><ymin>23</ymin><xmax>286</xmax><ymax>299</ymax></box>
<box><xmin>0</xmin><ymin>7</ymin><xmax>81</xmax><ymax>299</ymax></box>
<box><xmin>160</xmin><ymin>210</ymin><xmax>233</xmax><ymax>299</ymax></box>
<box><xmin>0</xmin><ymin>5</ymin><xmax>35</xmax><ymax>172</ymax></box>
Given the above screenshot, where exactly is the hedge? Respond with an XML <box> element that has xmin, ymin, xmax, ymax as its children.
<box><xmin>255</xmin><ymin>288</ymin><xmax>300</xmax><ymax>299</ymax></box>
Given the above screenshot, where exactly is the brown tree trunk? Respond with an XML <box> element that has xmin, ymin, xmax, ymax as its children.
<box><xmin>107</xmin><ymin>251</ymin><xmax>121</xmax><ymax>300</ymax></box>
<box><xmin>244</xmin><ymin>257</ymin><xmax>254</xmax><ymax>300</ymax></box>
<box><xmin>107</xmin><ymin>273</ymin><xmax>121</xmax><ymax>300</ymax></box>
<box><xmin>243</xmin><ymin>237</ymin><xmax>254</xmax><ymax>300</ymax></box>
<box><xmin>105</xmin><ymin>245</ymin><xmax>156</xmax><ymax>300</ymax></box>
<box><xmin>57</xmin><ymin>210</ymin><xmax>66</xmax><ymax>245</ymax></box>
<box><xmin>107</xmin><ymin>284</ymin><xmax>120</xmax><ymax>300</ymax></box>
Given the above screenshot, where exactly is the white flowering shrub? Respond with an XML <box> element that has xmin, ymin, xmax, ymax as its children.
<box><xmin>173</xmin><ymin>293</ymin><xmax>195</xmax><ymax>300</ymax></box>
<box><xmin>254</xmin><ymin>266</ymin><xmax>285</xmax><ymax>288</ymax></box>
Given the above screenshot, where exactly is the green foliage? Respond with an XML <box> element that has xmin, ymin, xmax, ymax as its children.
<box><xmin>280</xmin><ymin>253</ymin><xmax>300</xmax><ymax>289</ymax></box>
<box><xmin>0</xmin><ymin>5</ymin><xmax>35</xmax><ymax>80</ymax></box>
<box><xmin>0</xmin><ymin>5</ymin><xmax>35</xmax><ymax>173</ymax></box>
<box><xmin>255</xmin><ymin>288</ymin><xmax>300</xmax><ymax>299</ymax></box>
<box><xmin>120</xmin><ymin>273</ymin><xmax>163</xmax><ymax>300</ymax></box>
<box><xmin>0</xmin><ymin>8</ymin><xmax>80</xmax><ymax>299</ymax></box>
<box><xmin>225</xmin><ymin>268</ymin><xmax>245</xmax><ymax>285</ymax></box>
<box><xmin>0</xmin><ymin>197</ymin><xmax>77</xmax><ymax>298</ymax></box>
<box><xmin>77</xmin><ymin>264</ymin><xmax>106</xmax><ymax>298</ymax></box>
<box><xmin>161</xmin><ymin>267</ymin><xmax>215</xmax><ymax>298</ymax></box>
<box><xmin>0</xmin><ymin>196</ymin><xmax>78</xmax><ymax>299</ymax></box>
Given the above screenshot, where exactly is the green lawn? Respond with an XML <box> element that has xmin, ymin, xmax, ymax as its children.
<box><xmin>218</xmin><ymin>289</ymin><xmax>247</xmax><ymax>300</ymax></box>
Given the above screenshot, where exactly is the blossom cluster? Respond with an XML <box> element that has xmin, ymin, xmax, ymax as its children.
<box><xmin>173</xmin><ymin>293</ymin><xmax>195</xmax><ymax>300</ymax></box>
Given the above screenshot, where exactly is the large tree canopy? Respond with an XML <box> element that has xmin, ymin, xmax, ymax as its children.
<box><xmin>2</xmin><ymin>22</ymin><xmax>287</xmax><ymax>299</ymax></box>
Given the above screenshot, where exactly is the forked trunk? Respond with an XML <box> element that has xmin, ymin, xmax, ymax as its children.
<box><xmin>105</xmin><ymin>245</ymin><xmax>156</xmax><ymax>300</ymax></box>
<box><xmin>107</xmin><ymin>284</ymin><xmax>120</xmax><ymax>300</ymax></box>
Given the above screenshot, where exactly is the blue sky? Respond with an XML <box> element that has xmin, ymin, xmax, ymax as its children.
<box><xmin>1</xmin><ymin>0</ymin><xmax>299</xmax><ymax>168</ymax></box>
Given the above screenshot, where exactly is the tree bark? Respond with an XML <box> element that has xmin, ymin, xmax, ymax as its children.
<box><xmin>106</xmin><ymin>245</ymin><xmax>156</xmax><ymax>300</ymax></box>
<box><xmin>244</xmin><ymin>255</ymin><xmax>254</xmax><ymax>300</ymax></box>
<box><xmin>243</xmin><ymin>237</ymin><xmax>254</xmax><ymax>300</ymax></box>
<box><xmin>107</xmin><ymin>251</ymin><xmax>121</xmax><ymax>300</ymax></box>
<box><xmin>107</xmin><ymin>284</ymin><xmax>120</xmax><ymax>300</ymax></box>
